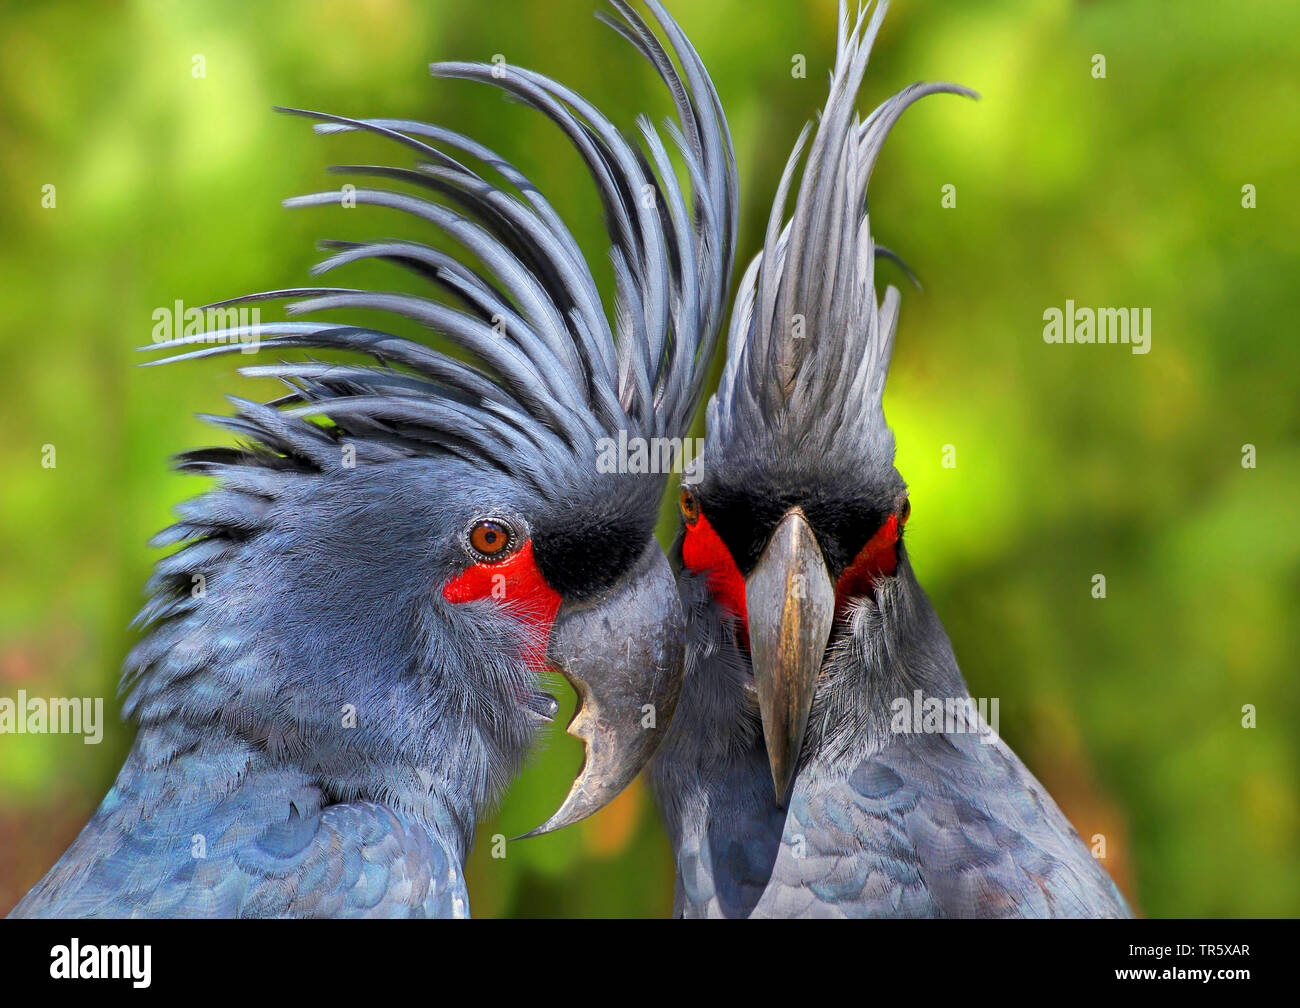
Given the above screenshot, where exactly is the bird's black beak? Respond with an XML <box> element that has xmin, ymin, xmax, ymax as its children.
<box><xmin>519</xmin><ymin>541</ymin><xmax>685</xmax><ymax>837</ymax></box>
<box><xmin>745</xmin><ymin>507</ymin><xmax>835</xmax><ymax>808</ymax></box>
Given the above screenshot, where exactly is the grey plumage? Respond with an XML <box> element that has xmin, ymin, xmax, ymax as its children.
<box><xmin>659</xmin><ymin>566</ymin><xmax>1130</xmax><ymax>917</ymax></box>
<box><xmin>149</xmin><ymin>2</ymin><xmax>735</xmax><ymax>485</ymax></box>
<box><xmin>14</xmin><ymin>0</ymin><xmax>736</xmax><ymax>919</ymax></box>
<box><xmin>714</xmin><ymin>1</ymin><xmax>973</xmax><ymax>481</ymax></box>
<box><xmin>653</xmin><ymin>0</ymin><xmax>1131</xmax><ymax>918</ymax></box>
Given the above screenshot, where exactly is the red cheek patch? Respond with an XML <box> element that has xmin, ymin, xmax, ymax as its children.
<box><xmin>682</xmin><ymin>512</ymin><xmax>748</xmax><ymax>639</ymax></box>
<box><xmin>442</xmin><ymin>539</ymin><xmax>562</xmax><ymax>668</ymax></box>
<box><xmin>683</xmin><ymin>508</ymin><xmax>909</xmax><ymax>640</ymax></box>
<box><xmin>834</xmin><ymin>513</ymin><xmax>901</xmax><ymax>617</ymax></box>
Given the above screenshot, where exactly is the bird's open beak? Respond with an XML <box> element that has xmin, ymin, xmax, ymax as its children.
<box><xmin>745</xmin><ymin>507</ymin><xmax>835</xmax><ymax>808</ymax></box>
<box><xmin>518</xmin><ymin>541</ymin><xmax>685</xmax><ymax>838</ymax></box>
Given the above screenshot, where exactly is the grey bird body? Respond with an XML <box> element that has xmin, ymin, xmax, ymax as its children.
<box><xmin>13</xmin><ymin>456</ymin><xmax>545</xmax><ymax>918</ymax></box>
<box><xmin>18</xmin><ymin>730</ymin><xmax>470</xmax><ymax>918</ymax></box>
<box><xmin>656</xmin><ymin>567</ymin><xmax>1130</xmax><ymax>918</ymax></box>
<box><xmin>652</xmin><ymin>1</ymin><xmax>1131</xmax><ymax>918</ymax></box>
<box><xmin>13</xmin><ymin>0</ymin><xmax>736</xmax><ymax>919</ymax></box>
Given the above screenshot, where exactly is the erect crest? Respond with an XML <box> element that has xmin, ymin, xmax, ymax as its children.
<box><xmin>709</xmin><ymin>0</ymin><xmax>973</xmax><ymax>472</ymax></box>
<box><xmin>147</xmin><ymin>0</ymin><xmax>736</xmax><ymax>496</ymax></box>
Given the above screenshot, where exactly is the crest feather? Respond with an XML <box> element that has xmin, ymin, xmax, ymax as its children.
<box><xmin>711</xmin><ymin>0</ymin><xmax>975</xmax><ymax>470</ymax></box>
<box><xmin>146</xmin><ymin>1</ymin><xmax>737</xmax><ymax>492</ymax></box>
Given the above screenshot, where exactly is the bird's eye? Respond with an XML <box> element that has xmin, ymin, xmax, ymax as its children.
<box><xmin>679</xmin><ymin>489</ymin><xmax>700</xmax><ymax>526</ymax></box>
<box><xmin>900</xmin><ymin>498</ymin><xmax>911</xmax><ymax>525</ymax></box>
<box><xmin>468</xmin><ymin>519</ymin><xmax>514</xmax><ymax>561</ymax></box>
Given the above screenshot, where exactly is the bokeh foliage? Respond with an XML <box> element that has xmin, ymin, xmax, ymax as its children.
<box><xmin>1</xmin><ymin>0</ymin><xmax>1296</xmax><ymax>917</ymax></box>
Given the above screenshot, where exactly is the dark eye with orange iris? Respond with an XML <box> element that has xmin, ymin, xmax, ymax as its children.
<box><xmin>469</xmin><ymin>520</ymin><xmax>513</xmax><ymax>560</ymax></box>
<box><xmin>679</xmin><ymin>489</ymin><xmax>700</xmax><ymax>526</ymax></box>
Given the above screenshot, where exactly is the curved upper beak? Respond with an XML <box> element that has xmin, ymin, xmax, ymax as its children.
<box><xmin>744</xmin><ymin>507</ymin><xmax>835</xmax><ymax>808</ymax></box>
<box><xmin>518</xmin><ymin>540</ymin><xmax>685</xmax><ymax>838</ymax></box>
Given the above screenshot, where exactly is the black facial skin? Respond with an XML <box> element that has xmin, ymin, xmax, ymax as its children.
<box><xmin>695</xmin><ymin>472</ymin><xmax>902</xmax><ymax>579</ymax></box>
<box><xmin>532</xmin><ymin>498</ymin><xmax>659</xmax><ymax>600</ymax></box>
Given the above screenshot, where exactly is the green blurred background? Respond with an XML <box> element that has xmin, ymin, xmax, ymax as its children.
<box><xmin>1</xmin><ymin>0</ymin><xmax>1297</xmax><ymax>917</ymax></box>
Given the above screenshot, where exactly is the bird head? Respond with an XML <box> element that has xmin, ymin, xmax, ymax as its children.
<box><xmin>129</xmin><ymin>0</ymin><xmax>736</xmax><ymax>840</ymax></box>
<box><xmin>675</xmin><ymin>0</ymin><xmax>972</xmax><ymax>806</ymax></box>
